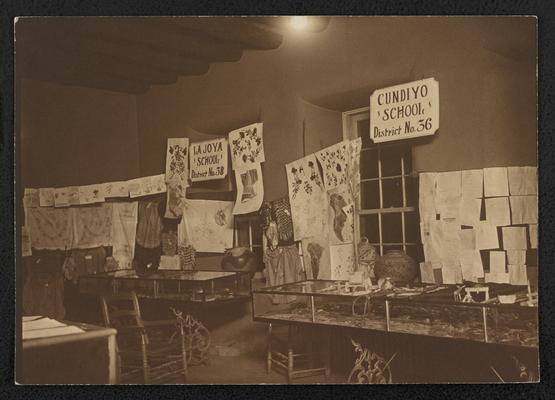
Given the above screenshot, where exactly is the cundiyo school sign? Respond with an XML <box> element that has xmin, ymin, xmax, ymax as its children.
<box><xmin>189</xmin><ymin>137</ymin><xmax>228</xmax><ymax>182</ymax></box>
<box><xmin>370</xmin><ymin>77</ymin><xmax>439</xmax><ymax>143</ymax></box>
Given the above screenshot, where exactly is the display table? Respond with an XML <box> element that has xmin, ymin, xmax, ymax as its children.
<box><xmin>253</xmin><ymin>280</ymin><xmax>539</xmax><ymax>383</ymax></box>
<box><xmin>19</xmin><ymin>320</ymin><xmax>117</xmax><ymax>384</ymax></box>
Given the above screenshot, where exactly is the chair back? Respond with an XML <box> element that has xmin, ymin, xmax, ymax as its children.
<box><xmin>100</xmin><ymin>291</ymin><xmax>144</xmax><ymax>330</ymax></box>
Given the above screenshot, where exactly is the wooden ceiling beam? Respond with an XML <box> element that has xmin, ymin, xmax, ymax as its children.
<box><xmin>66</xmin><ymin>18</ymin><xmax>245</xmax><ymax>62</ymax></box>
<box><xmin>160</xmin><ymin>17</ymin><xmax>284</xmax><ymax>50</ymax></box>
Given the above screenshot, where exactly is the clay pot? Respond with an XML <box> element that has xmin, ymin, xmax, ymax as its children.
<box><xmin>221</xmin><ymin>247</ymin><xmax>257</xmax><ymax>276</ymax></box>
<box><xmin>374</xmin><ymin>250</ymin><xmax>417</xmax><ymax>285</ymax></box>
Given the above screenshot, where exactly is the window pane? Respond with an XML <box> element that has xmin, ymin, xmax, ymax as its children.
<box><xmin>361</xmin><ymin>148</ymin><xmax>379</xmax><ymax>179</ymax></box>
<box><xmin>405</xmin><ymin>211</ymin><xmax>419</xmax><ymax>243</ymax></box>
<box><xmin>405</xmin><ymin>176</ymin><xmax>417</xmax><ymax>207</ymax></box>
<box><xmin>406</xmin><ymin>244</ymin><xmax>423</xmax><ymax>263</ymax></box>
<box><xmin>361</xmin><ymin>180</ymin><xmax>380</xmax><ymax>210</ymax></box>
<box><xmin>382</xmin><ymin>213</ymin><xmax>403</xmax><ymax>243</ymax></box>
<box><xmin>380</xmin><ymin>146</ymin><xmax>403</xmax><ymax>177</ymax></box>
<box><xmin>383</xmin><ymin>244</ymin><xmax>403</xmax><ymax>253</ymax></box>
<box><xmin>357</xmin><ymin>118</ymin><xmax>370</xmax><ymax>137</ymax></box>
<box><xmin>360</xmin><ymin>214</ymin><xmax>379</xmax><ymax>244</ymax></box>
<box><xmin>382</xmin><ymin>178</ymin><xmax>403</xmax><ymax>208</ymax></box>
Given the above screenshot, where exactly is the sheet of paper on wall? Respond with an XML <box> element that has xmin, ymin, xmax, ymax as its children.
<box><xmin>286</xmin><ymin>154</ymin><xmax>328</xmax><ymax>241</ymax></box>
<box><xmin>315</xmin><ymin>140</ymin><xmax>349</xmax><ymax>190</ymax></box>
<box><xmin>183</xmin><ymin>200</ymin><xmax>234</xmax><ymax>253</ymax></box>
<box><xmin>39</xmin><ymin>188</ymin><xmax>55</xmax><ymax>207</ymax></box>
<box><xmin>141</xmin><ymin>174</ymin><xmax>166</xmax><ymax>196</ymax></box>
<box><xmin>489</xmin><ymin>251</ymin><xmax>506</xmax><ymax>274</ymax></box>
<box><xmin>508</xmin><ymin>264</ymin><xmax>528</xmax><ymax>285</ymax></box>
<box><xmin>67</xmin><ymin>186</ymin><xmax>80</xmax><ymax>205</ymax></box>
<box><xmin>528</xmin><ymin>224</ymin><xmax>537</xmax><ymax>249</ymax></box>
<box><xmin>420</xmin><ymin>261</ymin><xmax>436</xmax><ymax>284</ymax></box>
<box><xmin>439</xmin><ymin>219</ymin><xmax>461</xmax><ymax>264</ymax></box>
<box><xmin>483</xmin><ymin>167</ymin><xmax>509</xmax><ymax>197</ymax></box>
<box><xmin>24</xmin><ymin>188</ymin><xmax>40</xmax><ymax>208</ymax></box>
<box><xmin>165</xmin><ymin>180</ymin><xmax>187</xmax><ymax>219</ymax></box>
<box><xmin>474</xmin><ymin>221</ymin><xmax>499</xmax><ymax>250</ymax></box>
<box><xmin>509</xmin><ymin>195</ymin><xmax>538</xmax><ymax>225</ymax></box>
<box><xmin>329</xmin><ymin>243</ymin><xmax>355</xmax><ymax>281</ymax></box>
<box><xmin>461</xmin><ymin>169</ymin><xmax>483</xmax><ymax>198</ymax></box>
<box><xmin>507</xmin><ymin>249</ymin><xmax>526</xmax><ymax>266</ymax></box>
<box><xmin>103</xmin><ymin>181</ymin><xmax>130</xmax><ymax>198</ymax></box>
<box><xmin>441</xmin><ymin>263</ymin><xmax>463</xmax><ymax>284</ymax></box>
<box><xmin>21</xmin><ymin>225</ymin><xmax>32</xmax><ymax>257</ymax></box>
<box><xmin>228</xmin><ymin>123</ymin><xmax>264</xmax><ymax>171</ymax></box>
<box><xmin>419</xmin><ymin>172</ymin><xmax>437</xmax><ymax>221</ymax></box>
<box><xmin>459</xmin><ymin>228</ymin><xmax>476</xmax><ymax>250</ymax></box>
<box><xmin>485</xmin><ymin>272</ymin><xmax>510</xmax><ymax>284</ymax></box>
<box><xmin>502</xmin><ymin>226</ymin><xmax>527</xmax><ymax>250</ymax></box>
<box><xmin>302</xmin><ymin>234</ymin><xmax>331</xmax><ymax>280</ymax></box>
<box><xmin>190</xmin><ymin>137</ymin><xmax>229</xmax><ymax>182</ymax></box>
<box><xmin>435</xmin><ymin>171</ymin><xmax>462</xmax><ymax>220</ymax></box>
<box><xmin>423</xmin><ymin>220</ymin><xmax>443</xmax><ymax>262</ymax></box>
<box><xmin>165</xmin><ymin>137</ymin><xmax>190</xmax><ymax>184</ymax></box>
<box><xmin>460</xmin><ymin>249</ymin><xmax>484</xmax><ymax>282</ymax></box>
<box><xmin>54</xmin><ymin>187</ymin><xmax>70</xmax><ymax>207</ymax></box>
<box><xmin>233</xmin><ymin>163</ymin><xmax>264</xmax><ymax>215</ymax></box>
<box><xmin>460</xmin><ymin>197</ymin><xmax>481</xmax><ymax>226</ymax></box>
<box><xmin>507</xmin><ymin>166</ymin><xmax>537</xmax><ymax>196</ymax></box>
<box><xmin>485</xmin><ymin>197</ymin><xmax>511</xmax><ymax>226</ymax></box>
<box><xmin>327</xmin><ymin>185</ymin><xmax>354</xmax><ymax>245</ymax></box>
<box><xmin>78</xmin><ymin>184</ymin><xmax>105</xmax><ymax>204</ymax></box>
<box><xmin>126</xmin><ymin>177</ymin><xmax>145</xmax><ymax>198</ymax></box>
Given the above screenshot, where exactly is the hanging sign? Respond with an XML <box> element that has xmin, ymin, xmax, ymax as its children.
<box><xmin>189</xmin><ymin>137</ymin><xmax>228</xmax><ymax>182</ymax></box>
<box><xmin>370</xmin><ymin>77</ymin><xmax>439</xmax><ymax>143</ymax></box>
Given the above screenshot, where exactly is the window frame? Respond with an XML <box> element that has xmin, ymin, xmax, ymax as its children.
<box><xmin>342</xmin><ymin>107</ymin><xmax>417</xmax><ymax>256</ymax></box>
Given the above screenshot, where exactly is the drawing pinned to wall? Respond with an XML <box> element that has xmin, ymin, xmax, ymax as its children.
<box><xmin>228</xmin><ymin>123</ymin><xmax>264</xmax><ymax>171</ymax></box>
<box><xmin>39</xmin><ymin>188</ymin><xmax>55</xmax><ymax>207</ymax></box>
<box><xmin>316</xmin><ymin>140</ymin><xmax>349</xmax><ymax>190</ymax></box>
<box><xmin>183</xmin><ymin>200</ymin><xmax>234</xmax><ymax>253</ymax></box>
<box><xmin>327</xmin><ymin>185</ymin><xmax>354</xmax><ymax>245</ymax></box>
<box><xmin>330</xmin><ymin>243</ymin><xmax>355</xmax><ymax>280</ymax></box>
<box><xmin>102</xmin><ymin>181</ymin><xmax>129</xmax><ymax>198</ymax></box>
<box><xmin>78</xmin><ymin>184</ymin><xmax>105</xmax><ymax>205</ymax></box>
<box><xmin>286</xmin><ymin>154</ymin><xmax>328</xmax><ymax>241</ymax></box>
<box><xmin>23</xmin><ymin>189</ymin><xmax>40</xmax><ymax>208</ymax></box>
<box><xmin>233</xmin><ymin>163</ymin><xmax>264</xmax><ymax>215</ymax></box>
<box><xmin>165</xmin><ymin>138</ymin><xmax>190</xmax><ymax>184</ymax></box>
<box><xmin>54</xmin><ymin>188</ymin><xmax>70</xmax><ymax>207</ymax></box>
<box><xmin>301</xmin><ymin>234</ymin><xmax>330</xmax><ymax>280</ymax></box>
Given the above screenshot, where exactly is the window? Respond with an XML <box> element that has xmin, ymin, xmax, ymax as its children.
<box><xmin>234</xmin><ymin>214</ymin><xmax>264</xmax><ymax>271</ymax></box>
<box><xmin>343</xmin><ymin>107</ymin><xmax>420</xmax><ymax>261</ymax></box>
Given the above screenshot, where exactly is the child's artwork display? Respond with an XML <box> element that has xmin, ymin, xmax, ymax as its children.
<box><xmin>228</xmin><ymin>123</ymin><xmax>264</xmax><ymax>171</ymax></box>
<box><xmin>233</xmin><ymin>163</ymin><xmax>264</xmax><ymax>215</ymax></box>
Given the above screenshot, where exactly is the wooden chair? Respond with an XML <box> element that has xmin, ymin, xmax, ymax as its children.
<box><xmin>266</xmin><ymin>323</ymin><xmax>330</xmax><ymax>383</ymax></box>
<box><xmin>100</xmin><ymin>291</ymin><xmax>188</xmax><ymax>384</ymax></box>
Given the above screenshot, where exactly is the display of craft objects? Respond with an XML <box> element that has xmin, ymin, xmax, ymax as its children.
<box><xmin>461</xmin><ymin>286</ymin><xmax>490</xmax><ymax>303</ymax></box>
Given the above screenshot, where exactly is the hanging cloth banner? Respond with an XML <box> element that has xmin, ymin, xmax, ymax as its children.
<box><xmin>233</xmin><ymin>163</ymin><xmax>264</xmax><ymax>215</ymax></box>
<box><xmin>286</xmin><ymin>154</ymin><xmax>328</xmax><ymax>241</ymax></box>
<box><xmin>183</xmin><ymin>200</ymin><xmax>234</xmax><ymax>253</ymax></box>
<box><xmin>165</xmin><ymin>138</ymin><xmax>189</xmax><ymax>219</ymax></box>
<box><xmin>72</xmin><ymin>203</ymin><xmax>113</xmax><ymax>249</ymax></box>
<box><xmin>26</xmin><ymin>207</ymin><xmax>74</xmax><ymax>250</ymax></box>
<box><xmin>228</xmin><ymin>122</ymin><xmax>265</xmax><ymax>171</ymax></box>
<box><xmin>111</xmin><ymin>202</ymin><xmax>138</xmax><ymax>270</ymax></box>
<box><xmin>189</xmin><ymin>137</ymin><xmax>228</xmax><ymax>182</ymax></box>
<box><xmin>315</xmin><ymin>140</ymin><xmax>350</xmax><ymax>191</ymax></box>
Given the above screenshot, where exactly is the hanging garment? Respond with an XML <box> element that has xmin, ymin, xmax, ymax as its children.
<box><xmin>111</xmin><ymin>202</ymin><xmax>138</xmax><ymax>270</ymax></box>
<box><xmin>263</xmin><ymin>244</ymin><xmax>303</xmax><ymax>304</ymax></box>
<box><xmin>258</xmin><ymin>202</ymin><xmax>272</xmax><ymax>231</ymax></box>
<box><xmin>26</xmin><ymin>207</ymin><xmax>73</xmax><ymax>250</ymax></box>
<box><xmin>72</xmin><ymin>203</ymin><xmax>113</xmax><ymax>249</ymax></box>
<box><xmin>162</xmin><ymin>230</ymin><xmax>178</xmax><ymax>256</ymax></box>
<box><xmin>264</xmin><ymin>221</ymin><xmax>279</xmax><ymax>250</ymax></box>
<box><xmin>63</xmin><ymin>247</ymin><xmax>107</xmax><ymax>283</ymax></box>
<box><xmin>271</xmin><ymin>197</ymin><xmax>294</xmax><ymax>244</ymax></box>
<box><xmin>136</xmin><ymin>201</ymin><xmax>163</xmax><ymax>248</ymax></box>
<box><xmin>23</xmin><ymin>253</ymin><xmax>66</xmax><ymax>320</ymax></box>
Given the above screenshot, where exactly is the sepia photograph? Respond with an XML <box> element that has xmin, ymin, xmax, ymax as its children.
<box><xmin>14</xmin><ymin>16</ymin><xmax>539</xmax><ymax>385</ymax></box>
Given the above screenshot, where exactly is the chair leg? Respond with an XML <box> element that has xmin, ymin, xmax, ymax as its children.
<box><xmin>324</xmin><ymin>331</ymin><xmax>331</xmax><ymax>377</ymax></box>
<box><xmin>266</xmin><ymin>324</ymin><xmax>272</xmax><ymax>374</ymax></box>
<box><xmin>141</xmin><ymin>337</ymin><xmax>150</xmax><ymax>384</ymax></box>
<box><xmin>287</xmin><ymin>325</ymin><xmax>293</xmax><ymax>384</ymax></box>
